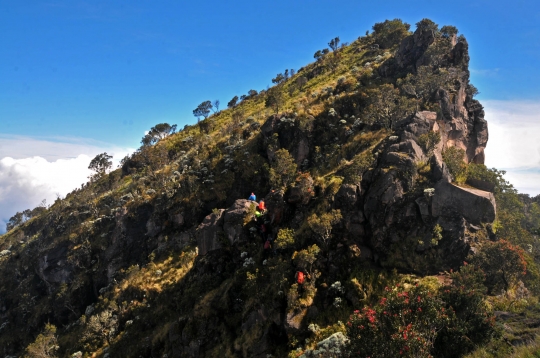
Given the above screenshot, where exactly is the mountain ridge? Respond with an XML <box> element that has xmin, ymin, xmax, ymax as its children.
<box><xmin>1</xmin><ymin>18</ymin><xmax>540</xmax><ymax>358</ymax></box>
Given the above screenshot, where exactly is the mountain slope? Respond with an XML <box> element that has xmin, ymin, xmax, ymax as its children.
<box><xmin>1</xmin><ymin>18</ymin><xmax>539</xmax><ymax>358</ymax></box>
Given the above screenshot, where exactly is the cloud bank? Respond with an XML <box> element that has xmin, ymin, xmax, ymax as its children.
<box><xmin>0</xmin><ymin>135</ymin><xmax>133</xmax><ymax>233</ymax></box>
<box><xmin>483</xmin><ymin>100</ymin><xmax>540</xmax><ymax>196</ymax></box>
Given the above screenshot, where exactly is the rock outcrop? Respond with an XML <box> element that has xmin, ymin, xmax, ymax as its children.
<box><xmin>196</xmin><ymin>199</ymin><xmax>255</xmax><ymax>255</ymax></box>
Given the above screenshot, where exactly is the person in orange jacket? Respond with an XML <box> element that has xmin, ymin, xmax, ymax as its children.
<box><xmin>258</xmin><ymin>200</ymin><xmax>266</xmax><ymax>213</ymax></box>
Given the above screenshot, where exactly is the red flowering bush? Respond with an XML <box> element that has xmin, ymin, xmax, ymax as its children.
<box><xmin>346</xmin><ymin>284</ymin><xmax>447</xmax><ymax>358</ymax></box>
<box><xmin>346</xmin><ymin>266</ymin><xmax>497</xmax><ymax>357</ymax></box>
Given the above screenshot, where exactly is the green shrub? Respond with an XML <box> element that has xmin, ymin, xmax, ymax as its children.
<box><xmin>442</xmin><ymin>146</ymin><xmax>467</xmax><ymax>183</ymax></box>
<box><xmin>275</xmin><ymin>228</ymin><xmax>295</xmax><ymax>249</ymax></box>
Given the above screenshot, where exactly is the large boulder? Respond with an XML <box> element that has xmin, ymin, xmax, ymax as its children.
<box><xmin>196</xmin><ymin>199</ymin><xmax>255</xmax><ymax>255</ymax></box>
<box><xmin>223</xmin><ymin>199</ymin><xmax>254</xmax><ymax>244</ymax></box>
<box><xmin>196</xmin><ymin>209</ymin><xmax>225</xmax><ymax>256</ymax></box>
<box><xmin>431</xmin><ymin>182</ymin><xmax>496</xmax><ymax>225</ymax></box>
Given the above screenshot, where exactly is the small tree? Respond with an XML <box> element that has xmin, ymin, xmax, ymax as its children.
<box><xmin>442</xmin><ymin>146</ymin><xmax>467</xmax><ymax>182</ymax></box>
<box><xmin>372</xmin><ymin>19</ymin><xmax>411</xmax><ymax>49</ymax></box>
<box><xmin>83</xmin><ymin>309</ymin><xmax>119</xmax><ymax>347</ymax></box>
<box><xmin>269</xmin><ymin>148</ymin><xmax>297</xmax><ymax>188</ymax></box>
<box><xmin>265</xmin><ymin>87</ymin><xmax>285</xmax><ymax>114</ymax></box>
<box><xmin>416</xmin><ymin>18</ymin><xmax>439</xmax><ymax>33</ymax></box>
<box><xmin>275</xmin><ymin>228</ymin><xmax>295</xmax><ymax>249</ymax></box>
<box><xmin>272</xmin><ymin>73</ymin><xmax>286</xmax><ymax>85</ymax></box>
<box><xmin>212</xmin><ymin>99</ymin><xmax>220</xmax><ymax>113</ymax></box>
<box><xmin>471</xmin><ymin>239</ymin><xmax>528</xmax><ymax>293</ymax></box>
<box><xmin>193</xmin><ymin>100</ymin><xmax>212</xmax><ymax>120</ymax></box>
<box><xmin>88</xmin><ymin>152</ymin><xmax>112</xmax><ymax>179</ymax></box>
<box><xmin>292</xmin><ymin>244</ymin><xmax>321</xmax><ymax>274</ymax></box>
<box><xmin>295</xmin><ymin>76</ymin><xmax>308</xmax><ymax>91</ymax></box>
<box><xmin>141</xmin><ymin>123</ymin><xmax>177</xmax><ymax>146</ymax></box>
<box><xmin>440</xmin><ymin>25</ymin><xmax>458</xmax><ymax>39</ymax></box>
<box><xmin>227</xmin><ymin>95</ymin><xmax>239</xmax><ymax>108</ymax></box>
<box><xmin>247</xmin><ymin>89</ymin><xmax>258</xmax><ymax>98</ymax></box>
<box><xmin>307</xmin><ymin>209</ymin><xmax>342</xmax><ymax>247</ymax></box>
<box><xmin>328</xmin><ymin>36</ymin><xmax>340</xmax><ymax>52</ymax></box>
<box><xmin>417</xmin><ymin>131</ymin><xmax>441</xmax><ymax>155</ymax></box>
<box><xmin>25</xmin><ymin>323</ymin><xmax>58</xmax><ymax>358</ymax></box>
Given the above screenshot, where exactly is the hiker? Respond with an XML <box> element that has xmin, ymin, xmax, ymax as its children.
<box><xmin>248</xmin><ymin>192</ymin><xmax>256</xmax><ymax>201</ymax></box>
<box><xmin>258</xmin><ymin>200</ymin><xmax>266</xmax><ymax>213</ymax></box>
<box><xmin>295</xmin><ymin>271</ymin><xmax>305</xmax><ymax>285</ymax></box>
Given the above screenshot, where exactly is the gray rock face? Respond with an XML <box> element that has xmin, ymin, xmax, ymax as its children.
<box><xmin>395</xmin><ymin>26</ymin><xmax>435</xmax><ymax>70</ymax></box>
<box><xmin>39</xmin><ymin>242</ymin><xmax>72</xmax><ymax>284</ymax></box>
<box><xmin>196</xmin><ymin>199</ymin><xmax>255</xmax><ymax>255</ymax></box>
<box><xmin>431</xmin><ymin>182</ymin><xmax>496</xmax><ymax>225</ymax></box>
<box><xmin>261</xmin><ymin>114</ymin><xmax>311</xmax><ymax>165</ymax></box>
<box><xmin>223</xmin><ymin>199</ymin><xmax>253</xmax><ymax>244</ymax></box>
<box><xmin>196</xmin><ymin>209</ymin><xmax>225</xmax><ymax>256</ymax></box>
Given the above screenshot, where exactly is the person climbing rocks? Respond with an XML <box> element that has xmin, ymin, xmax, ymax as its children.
<box><xmin>295</xmin><ymin>271</ymin><xmax>305</xmax><ymax>285</ymax></box>
<box><xmin>248</xmin><ymin>192</ymin><xmax>256</xmax><ymax>201</ymax></box>
<box><xmin>258</xmin><ymin>199</ymin><xmax>266</xmax><ymax>213</ymax></box>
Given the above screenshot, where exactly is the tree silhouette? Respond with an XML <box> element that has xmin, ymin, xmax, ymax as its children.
<box><xmin>193</xmin><ymin>100</ymin><xmax>212</xmax><ymax>120</ymax></box>
<box><xmin>141</xmin><ymin>123</ymin><xmax>177</xmax><ymax>146</ymax></box>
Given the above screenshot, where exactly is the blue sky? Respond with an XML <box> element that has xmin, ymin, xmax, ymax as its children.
<box><xmin>1</xmin><ymin>0</ymin><xmax>540</xmax><ymax>231</ymax></box>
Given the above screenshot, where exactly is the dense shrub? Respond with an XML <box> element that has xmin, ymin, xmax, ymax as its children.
<box><xmin>471</xmin><ymin>239</ymin><xmax>527</xmax><ymax>293</ymax></box>
<box><xmin>372</xmin><ymin>19</ymin><xmax>411</xmax><ymax>49</ymax></box>
<box><xmin>346</xmin><ymin>267</ymin><xmax>497</xmax><ymax>357</ymax></box>
<box><xmin>442</xmin><ymin>146</ymin><xmax>467</xmax><ymax>182</ymax></box>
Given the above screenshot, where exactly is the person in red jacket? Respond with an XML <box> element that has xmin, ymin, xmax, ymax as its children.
<box><xmin>295</xmin><ymin>271</ymin><xmax>305</xmax><ymax>285</ymax></box>
<box><xmin>258</xmin><ymin>200</ymin><xmax>266</xmax><ymax>213</ymax></box>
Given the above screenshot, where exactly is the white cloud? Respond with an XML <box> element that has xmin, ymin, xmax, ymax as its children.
<box><xmin>484</xmin><ymin>100</ymin><xmax>540</xmax><ymax>196</ymax></box>
<box><xmin>0</xmin><ymin>135</ymin><xmax>134</xmax><ymax>233</ymax></box>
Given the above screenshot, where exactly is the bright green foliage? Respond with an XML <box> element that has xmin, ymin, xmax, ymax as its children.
<box><xmin>417</xmin><ymin>131</ymin><xmax>441</xmax><ymax>155</ymax></box>
<box><xmin>269</xmin><ymin>148</ymin><xmax>298</xmax><ymax>188</ymax></box>
<box><xmin>292</xmin><ymin>244</ymin><xmax>320</xmax><ymax>274</ymax></box>
<box><xmin>442</xmin><ymin>146</ymin><xmax>467</xmax><ymax>182</ymax></box>
<box><xmin>471</xmin><ymin>240</ymin><xmax>528</xmax><ymax>293</ymax></box>
<box><xmin>275</xmin><ymin>228</ymin><xmax>295</xmax><ymax>249</ymax></box>
<box><xmin>372</xmin><ymin>19</ymin><xmax>411</xmax><ymax>49</ymax></box>
<box><xmin>307</xmin><ymin>209</ymin><xmax>342</xmax><ymax>246</ymax></box>
<box><xmin>431</xmin><ymin>224</ymin><xmax>443</xmax><ymax>246</ymax></box>
<box><xmin>25</xmin><ymin>323</ymin><xmax>58</xmax><ymax>358</ymax></box>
